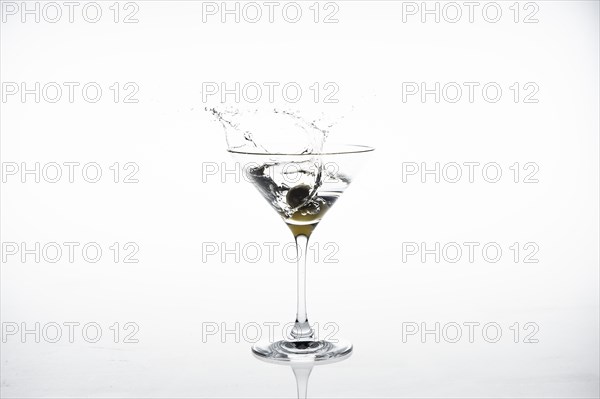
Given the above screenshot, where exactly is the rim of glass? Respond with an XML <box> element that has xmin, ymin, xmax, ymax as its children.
<box><xmin>227</xmin><ymin>144</ymin><xmax>375</xmax><ymax>156</ymax></box>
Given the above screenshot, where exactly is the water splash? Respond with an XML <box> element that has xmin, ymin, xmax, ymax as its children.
<box><xmin>206</xmin><ymin>106</ymin><xmax>339</xmax><ymax>154</ymax></box>
<box><xmin>208</xmin><ymin>106</ymin><xmax>350</xmax><ymax>220</ymax></box>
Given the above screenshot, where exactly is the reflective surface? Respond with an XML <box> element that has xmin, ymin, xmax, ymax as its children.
<box><xmin>253</xmin><ymin>350</ymin><xmax>352</xmax><ymax>398</ymax></box>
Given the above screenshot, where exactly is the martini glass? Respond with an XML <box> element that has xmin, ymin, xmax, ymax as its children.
<box><xmin>229</xmin><ymin>144</ymin><xmax>374</xmax><ymax>362</ymax></box>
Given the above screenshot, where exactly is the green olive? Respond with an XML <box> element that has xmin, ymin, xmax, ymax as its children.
<box><xmin>286</xmin><ymin>184</ymin><xmax>311</xmax><ymax>208</ymax></box>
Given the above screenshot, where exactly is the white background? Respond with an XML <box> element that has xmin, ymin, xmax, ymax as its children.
<box><xmin>1</xmin><ymin>1</ymin><xmax>599</xmax><ymax>397</ymax></box>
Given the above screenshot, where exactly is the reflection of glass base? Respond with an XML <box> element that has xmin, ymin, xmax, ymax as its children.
<box><xmin>252</xmin><ymin>339</ymin><xmax>352</xmax><ymax>363</ymax></box>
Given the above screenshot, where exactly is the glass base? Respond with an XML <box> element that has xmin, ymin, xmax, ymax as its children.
<box><xmin>252</xmin><ymin>339</ymin><xmax>352</xmax><ymax>363</ymax></box>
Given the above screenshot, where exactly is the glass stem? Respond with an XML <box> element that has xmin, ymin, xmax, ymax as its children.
<box><xmin>291</xmin><ymin>234</ymin><xmax>314</xmax><ymax>340</ymax></box>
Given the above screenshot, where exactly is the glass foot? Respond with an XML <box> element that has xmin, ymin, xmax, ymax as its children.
<box><xmin>252</xmin><ymin>339</ymin><xmax>352</xmax><ymax>363</ymax></box>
